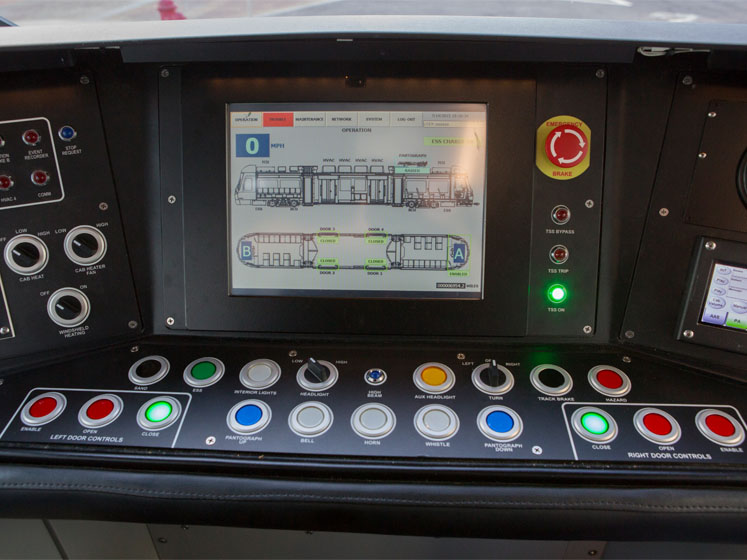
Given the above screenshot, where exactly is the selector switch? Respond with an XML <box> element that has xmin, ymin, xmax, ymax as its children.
<box><xmin>4</xmin><ymin>234</ymin><xmax>49</xmax><ymax>276</ymax></box>
<box><xmin>472</xmin><ymin>360</ymin><xmax>514</xmax><ymax>395</ymax></box>
<box><xmin>296</xmin><ymin>358</ymin><xmax>338</xmax><ymax>391</ymax></box>
<box><xmin>64</xmin><ymin>225</ymin><xmax>107</xmax><ymax>266</ymax></box>
<box><xmin>305</xmin><ymin>358</ymin><xmax>330</xmax><ymax>383</ymax></box>
<box><xmin>46</xmin><ymin>288</ymin><xmax>90</xmax><ymax>328</ymax></box>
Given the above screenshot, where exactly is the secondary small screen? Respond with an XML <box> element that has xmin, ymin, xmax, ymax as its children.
<box><xmin>227</xmin><ymin>103</ymin><xmax>487</xmax><ymax>299</ymax></box>
<box><xmin>700</xmin><ymin>262</ymin><xmax>747</xmax><ymax>332</ymax></box>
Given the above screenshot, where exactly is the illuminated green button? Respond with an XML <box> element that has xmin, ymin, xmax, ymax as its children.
<box><xmin>190</xmin><ymin>361</ymin><xmax>217</xmax><ymax>380</ymax></box>
<box><xmin>145</xmin><ymin>401</ymin><xmax>173</xmax><ymax>423</ymax></box>
<box><xmin>547</xmin><ymin>284</ymin><xmax>568</xmax><ymax>304</ymax></box>
<box><xmin>581</xmin><ymin>412</ymin><xmax>609</xmax><ymax>435</ymax></box>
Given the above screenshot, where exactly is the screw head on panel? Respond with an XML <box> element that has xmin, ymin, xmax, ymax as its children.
<box><xmin>99</xmin><ymin>202</ymin><xmax>109</xmax><ymax>211</ymax></box>
<box><xmin>128</xmin><ymin>320</ymin><xmax>138</xmax><ymax>329</ymax></box>
<box><xmin>583</xmin><ymin>325</ymin><xmax>593</xmax><ymax>334</ymax></box>
<box><xmin>682</xmin><ymin>75</ymin><xmax>693</xmax><ymax>86</ymax></box>
<box><xmin>130</xmin><ymin>346</ymin><xmax>139</xmax><ymax>353</ymax></box>
<box><xmin>595</xmin><ymin>69</ymin><xmax>606</xmax><ymax>79</ymax></box>
<box><xmin>585</xmin><ymin>200</ymin><xmax>594</xmax><ymax>208</ymax></box>
<box><xmin>707</xmin><ymin>111</ymin><xmax>717</xmax><ymax>118</ymax></box>
<box><xmin>166</xmin><ymin>317</ymin><xmax>175</xmax><ymax>326</ymax></box>
<box><xmin>705</xmin><ymin>241</ymin><xmax>717</xmax><ymax>251</ymax></box>
<box><xmin>624</xmin><ymin>330</ymin><xmax>635</xmax><ymax>339</ymax></box>
<box><xmin>0</xmin><ymin>326</ymin><xmax>9</xmax><ymax>335</ymax></box>
<box><xmin>80</xmin><ymin>76</ymin><xmax>90</xmax><ymax>85</ymax></box>
<box><xmin>698</xmin><ymin>152</ymin><xmax>707</xmax><ymax>159</ymax></box>
<box><xmin>205</xmin><ymin>436</ymin><xmax>216</xmax><ymax>445</ymax></box>
<box><xmin>683</xmin><ymin>330</ymin><xmax>694</xmax><ymax>338</ymax></box>
<box><xmin>167</xmin><ymin>195</ymin><xmax>176</xmax><ymax>204</ymax></box>
<box><xmin>288</xmin><ymin>350</ymin><xmax>297</xmax><ymax>357</ymax></box>
<box><xmin>659</xmin><ymin>208</ymin><xmax>669</xmax><ymax>217</ymax></box>
<box><xmin>622</xmin><ymin>356</ymin><xmax>631</xmax><ymax>363</ymax></box>
<box><xmin>160</xmin><ymin>69</ymin><xmax>170</xmax><ymax>78</ymax></box>
<box><xmin>457</xmin><ymin>353</ymin><xmax>466</xmax><ymax>360</ymax></box>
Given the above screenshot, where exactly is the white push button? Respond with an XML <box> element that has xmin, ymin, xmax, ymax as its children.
<box><xmin>240</xmin><ymin>359</ymin><xmax>281</xmax><ymax>390</ymax></box>
<box><xmin>414</xmin><ymin>404</ymin><xmax>459</xmax><ymax>441</ymax></box>
<box><xmin>288</xmin><ymin>402</ymin><xmax>333</xmax><ymax>437</ymax></box>
<box><xmin>351</xmin><ymin>403</ymin><xmax>396</xmax><ymax>439</ymax></box>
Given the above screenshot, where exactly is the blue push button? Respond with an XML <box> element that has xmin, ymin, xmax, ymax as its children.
<box><xmin>58</xmin><ymin>125</ymin><xmax>77</xmax><ymax>141</ymax></box>
<box><xmin>486</xmin><ymin>410</ymin><xmax>514</xmax><ymax>433</ymax></box>
<box><xmin>235</xmin><ymin>404</ymin><xmax>262</xmax><ymax>426</ymax></box>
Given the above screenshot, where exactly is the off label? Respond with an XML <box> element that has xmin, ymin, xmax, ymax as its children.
<box><xmin>535</xmin><ymin>115</ymin><xmax>591</xmax><ymax>180</ymax></box>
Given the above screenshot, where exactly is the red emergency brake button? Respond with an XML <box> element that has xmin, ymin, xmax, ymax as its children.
<box><xmin>545</xmin><ymin>124</ymin><xmax>589</xmax><ymax>168</ymax></box>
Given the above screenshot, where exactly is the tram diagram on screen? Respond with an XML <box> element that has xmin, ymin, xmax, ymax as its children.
<box><xmin>227</xmin><ymin>103</ymin><xmax>487</xmax><ymax>299</ymax></box>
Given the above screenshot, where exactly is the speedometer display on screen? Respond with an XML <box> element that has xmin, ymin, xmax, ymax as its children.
<box><xmin>227</xmin><ymin>103</ymin><xmax>487</xmax><ymax>299</ymax></box>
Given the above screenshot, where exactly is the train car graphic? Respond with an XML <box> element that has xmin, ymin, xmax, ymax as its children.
<box><xmin>237</xmin><ymin>232</ymin><xmax>470</xmax><ymax>271</ymax></box>
<box><xmin>234</xmin><ymin>164</ymin><xmax>474</xmax><ymax>208</ymax></box>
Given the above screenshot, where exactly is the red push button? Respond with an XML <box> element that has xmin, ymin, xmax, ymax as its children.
<box><xmin>20</xmin><ymin>392</ymin><xmax>66</xmax><ymax>426</ymax></box>
<box><xmin>633</xmin><ymin>408</ymin><xmax>680</xmax><ymax>445</ymax></box>
<box><xmin>695</xmin><ymin>409</ymin><xmax>745</xmax><ymax>447</ymax></box>
<box><xmin>545</xmin><ymin>124</ymin><xmax>588</xmax><ymax>168</ymax></box>
<box><xmin>643</xmin><ymin>412</ymin><xmax>672</xmax><ymax>436</ymax></box>
<box><xmin>705</xmin><ymin>413</ymin><xmax>736</xmax><ymax>437</ymax></box>
<box><xmin>29</xmin><ymin>396</ymin><xmax>58</xmax><ymax>418</ymax></box>
<box><xmin>0</xmin><ymin>175</ymin><xmax>12</xmax><ymax>190</ymax></box>
<box><xmin>86</xmin><ymin>398</ymin><xmax>114</xmax><ymax>420</ymax></box>
<box><xmin>587</xmin><ymin>365</ymin><xmax>631</xmax><ymax>397</ymax></box>
<box><xmin>596</xmin><ymin>369</ymin><xmax>623</xmax><ymax>390</ymax></box>
<box><xmin>78</xmin><ymin>394</ymin><xmax>123</xmax><ymax>428</ymax></box>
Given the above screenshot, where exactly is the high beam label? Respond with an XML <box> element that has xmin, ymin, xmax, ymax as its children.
<box><xmin>536</xmin><ymin>115</ymin><xmax>591</xmax><ymax>180</ymax></box>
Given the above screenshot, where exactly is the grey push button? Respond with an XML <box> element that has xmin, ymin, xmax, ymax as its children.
<box><xmin>351</xmin><ymin>403</ymin><xmax>396</xmax><ymax>439</ymax></box>
<box><xmin>288</xmin><ymin>401</ymin><xmax>333</xmax><ymax>437</ymax></box>
<box><xmin>240</xmin><ymin>359</ymin><xmax>281</xmax><ymax>390</ymax></box>
<box><xmin>414</xmin><ymin>404</ymin><xmax>459</xmax><ymax>441</ymax></box>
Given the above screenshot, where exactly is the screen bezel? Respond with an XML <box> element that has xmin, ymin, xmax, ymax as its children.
<box><xmin>167</xmin><ymin>67</ymin><xmax>535</xmax><ymax>337</ymax></box>
<box><xmin>677</xmin><ymin>237</ymin><xmax>747</xmax><ymax>354</ymax></box>
<box><xmin>226</xmin><ymin>101</ymin><xmax>488</xmax><ymax>301</ymax></box>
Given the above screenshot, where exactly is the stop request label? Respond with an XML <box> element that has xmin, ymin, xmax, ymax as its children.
<box><xmin>535</xmin><ymin>115</ymin><xmax>591</xmax><ymax>180</ymax></box>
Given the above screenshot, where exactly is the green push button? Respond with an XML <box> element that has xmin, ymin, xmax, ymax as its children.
<box><xmin>145</xmin><ymin>401</ymin><xmax>173</xmax><ymax>423</ymax></box>
<box><xmin>581</xmin><ymin>412</ymin><xmax>609</xmax><ymax>435</ymax></box>
<box><xmin>190</xmin><ymin>361</ymin><xmax>217</xmax><ymax>380</ymax></box>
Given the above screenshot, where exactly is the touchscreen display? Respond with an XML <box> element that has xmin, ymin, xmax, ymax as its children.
<box><xmin>700</xmin><ymin>262</ymin><xmax>747</xmax><ymax>332</ymax></box>
<box><xmin>227</xmin><ymin>103</ymin><xmax>487</xmax><ymax>299</ymax></box>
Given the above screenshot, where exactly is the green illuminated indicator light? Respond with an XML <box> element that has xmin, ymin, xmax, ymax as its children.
<box><xmin>190</xmin><ymin>361</ymin><xmax>217</xmax><ymax>380</ymax></box>
<box><xmin>581</xmin><ymin>412</ymin><xmax>609</xmax><ymax>435</ymax></box>
<box><xmin>547</xmin><ymin>284</ymin><xmax>568</xmax><ymax>304</ymax></box>
<box><xmin>145</xmin><ymin>401</ymin><xmax>172</xmax><ymax>423</ymax></box>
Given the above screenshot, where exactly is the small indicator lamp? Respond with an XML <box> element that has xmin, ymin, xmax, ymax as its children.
<box><xmin>581</xmin><ymin>412</ymin><xmax>609</xmax><ymax>435</ymax></box>
<box><xmin>145</xmin><ymin>401</ymin><xmax>172</xmax><ymax>423</ymax></box>
<box><xmin>547</xmin><ymin>284</ymin><xmax>568</xmax><ymax>304</ymax></box>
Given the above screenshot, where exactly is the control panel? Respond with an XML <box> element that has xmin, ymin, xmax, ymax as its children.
<box><xmin>1</xmin><ymin>341</ymin><xmax>744</xmax><ymax>468</ymax></box>
<box><xmin>0</xmin><ymin>72</ymin><xmax>140</xmax><ymax>358</ymax></box>
<box><xmin>0</xmin><ymin>118</ymin><xmax>65</xmax><ymax>210</ymax></box>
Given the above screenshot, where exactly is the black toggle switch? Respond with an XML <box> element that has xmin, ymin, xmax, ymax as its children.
<box><xmin>55</xmin><ymin>295</ymin><xmax>83</xmax><ymax>321</ymax></box>
<box><xmin>305</xmin><ymin>358</ymin><xmax>330</xmax><ymax>383</ymax></box>
<box><xmin>480</xmin><ymin>359</ymin><xmax>506</xmax><ymax>388</ymax></box>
